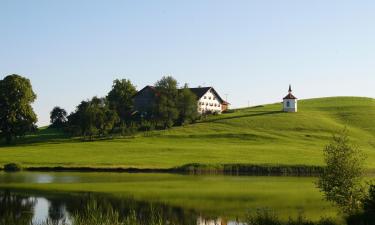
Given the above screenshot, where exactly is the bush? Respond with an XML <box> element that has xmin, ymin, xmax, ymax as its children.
<box><xmin>4</xmin><ymin>163</ymin><xmax>22</xmax><ymax>172</ymax></box>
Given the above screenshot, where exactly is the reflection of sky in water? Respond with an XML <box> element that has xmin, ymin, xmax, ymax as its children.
<box><xmin>32</xmin><ymin>198</ymin><xmax>49</xmax><ymax>223</ymax></box>
<box><xmin>0</xmin><ymin>172</ymin><xmax>80</xmax><ymax>183</ymax></box>
<box><xmin>35</xmin><ymin>175</ymin><xmax>54</xmax><ymax>183</ymax></box>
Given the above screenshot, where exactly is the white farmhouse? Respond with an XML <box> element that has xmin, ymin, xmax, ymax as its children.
<box><xmin>189</xmin><ymin>87</ymin><xmax>229</xmax><ymax>114</ymax></box>
<box><xmin>133</xmin><ymin>86</ymin><xmax>230</xmax><ymax>115</ymax></box>
<box><xmin>283</xmin><ymin>85</ymin><xmax>297</xmax><ymax>112</ymax></box>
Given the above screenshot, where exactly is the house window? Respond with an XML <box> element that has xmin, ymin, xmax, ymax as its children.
<box><xmin>204</xmin><ymin>96</ymin><xmax>207</xmax><ymax>99</ymax></box>
<box><xmin>287</xmin><ymin>101</ymin><xmax>290</xmax><ymax>107</ymax></box>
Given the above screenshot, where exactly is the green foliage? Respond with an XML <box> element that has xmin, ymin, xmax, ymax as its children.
<box><xmin>154</xmin><ymin>76</ymin><xmax>179</xmax><ymax>128</ymax></box>
<box><xmin>363</xmin><ymin>184</ymin><xmax>375</xmax><ymax>214</ymax></box>
<box><xmin>67</xmin><ymin>97</ymin><xmax>119</xmax><ymax>139</ymax></box>
<box><xmin>177</xmin><ymin>84</ymin><xmax>199</xmax><ymax>125</ymax></box>
<box><xmin>3</xmin><ymin>163</ymin><xmax>22</xmax><ymax>172</ymax></box>
<box><xmin>317</xmin><ymin>129</ymin><xmax>365</xmax><ymax>214</ymax></box>
<box><xmin>246</xmin><ymin>209</ymin><xmax>337</xmax><ymax>225</ymax></box>
<box><xmin>50</xmin><ymin>106</ymin><xmax>67</xmax><ymax>128</ymax></box>
<box><xmin>71</xmin><ymin>198</ymin><xmax>127</xmax><ymax>225</ymax></box>
<box><xmin>0</xmin><ymin>74</ymin><xmax>37</xmax><ymax>143</ymax></box>
<box><xmin>107</xmin><ymin>79</ymin><xmax>137</xmax><ymax>123</ymax></box>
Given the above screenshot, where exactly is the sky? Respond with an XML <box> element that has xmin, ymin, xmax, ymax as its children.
<box><xmin>1</xmin><ymin>0</ymin><xmax>375</xmax><ymax>126</ymax></box>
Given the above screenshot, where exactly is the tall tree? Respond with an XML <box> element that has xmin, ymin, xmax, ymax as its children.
<box><xmin>0</xmin><ymin>74</ymin><xmax>37</xmax><ymax>143</ymax></box>
<box><xmin>317</xmin><ymin>129</ymin><xmax>365</xmax><ymax>214</ymax></box>
<box><xmin>154</xmin><ymin>76</ymin><xmax>179</xmax><ymax>128</ymax></box>
<box><xmin>177</xmin><ymin>84</ymin><xmax>198</xmax><ymax>125</ymax></box>
<box><xmin>50</xmin><ymin>106</ymin><xmax>67</xmax><ymax>128</ymax></box>
<box><xmin>107</xmin><ymin>79</ymin><xmax>137</xmax><ymax>124</ymax></box>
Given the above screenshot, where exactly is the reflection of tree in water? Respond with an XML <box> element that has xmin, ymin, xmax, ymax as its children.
<box><xmin>0</xmin><ymin>190</ymin><xmax>36</xmax><ymax>225</ymax></box>
<box><xmin>48</xmin><ymin>198</ymin><xmax>66</xmax><ymax>222</ymax></box>
<box><xmin>0</xmin><ymin>191</ymin><xmax>200</xmax><ymax>225</ymax></box>
<box><xmin>63</xmin><ymin>194</ymin><xmax>198</xmax><ymax>225</ymax></box>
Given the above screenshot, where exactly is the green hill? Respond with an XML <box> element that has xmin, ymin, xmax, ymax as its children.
<box><xmin>1</xmin><ymin>96</ymin><xmax>375</xmax><ymax>169</ymax></box>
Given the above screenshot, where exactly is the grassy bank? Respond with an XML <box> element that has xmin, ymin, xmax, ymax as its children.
<box><xmin>1</xmin><ymin>97</ymin><xmax>375</xmax><ymax>169</ymax></box>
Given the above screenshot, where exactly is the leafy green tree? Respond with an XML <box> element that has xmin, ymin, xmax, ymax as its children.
<box><xmin>154</xmin><ymin>76</ymin><xmax>179</xmax><ymax>128</ymax></box>
<box><xmin>317</xmin><ymin>129</ymin><xmax>365</xmax><ymax>214</ymax></box>
<box><xmin>67</xmin><ymin>97</ymin><xmax>119</xmax><ymax>139</ymax></box>
<box><xmin>0</xmin><ymin>74</ymin><xmax>37</xmax><ymax>143</ymax></box>
<box><xmin>177</xmin><ymin>84</ymin><xmax>198</xmax><ymax>125</ymax></box>
<box><xmin>107</xmin><ymin>79</ymin><xmax>137</xmax><ymax>124</ymax></box>
<box><xmin>91</xmin><ymin>97</ymin><xmax>119</xmax><ymax>136</ymax></box>
<box><xmin>50</xmin><ymin>106</ymin><xmax>67</xmax><ymax>128</ymax></box>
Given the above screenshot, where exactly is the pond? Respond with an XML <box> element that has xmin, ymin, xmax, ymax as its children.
<box><xmin>0</xmin><ymin>172</ymin><xmax>339</xmax><ymax>224</ymax></box>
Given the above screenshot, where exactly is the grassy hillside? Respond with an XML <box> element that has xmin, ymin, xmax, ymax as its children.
<box><xmin>1</xmin><ymin>96</ymin><xmax>375</xmax><ymax>169</ymax></box>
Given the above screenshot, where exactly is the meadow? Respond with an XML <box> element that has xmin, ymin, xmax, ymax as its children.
<box><xmin>1</xmin><ymin>96</ymin><xmax>375</xmax><ymax>169</ymax></box>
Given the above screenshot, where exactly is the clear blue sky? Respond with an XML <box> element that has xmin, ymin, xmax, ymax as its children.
<box><xmin>1</xmin><ymin>0</ymin><xmax>374</xmax><ymax>126</ymax></box>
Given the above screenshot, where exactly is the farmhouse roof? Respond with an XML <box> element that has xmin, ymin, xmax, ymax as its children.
<box><xmin>133</xmin><ymin>85</ymin><xmax>159</xmax><ymax>98</ymax></box>
<box><xmin>189</xmin><ymin>87</ymin><xmax>225</xmax><ymax>103</ymax></box>
<box><xmin>133</xmin><ymin>85</ymin><xmax>228</xmax><ymax>104</ymax></box>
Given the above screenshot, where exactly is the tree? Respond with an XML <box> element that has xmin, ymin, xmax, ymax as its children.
<box><xmin>317</xmin><ymin>128</ymin><xmax>365</xmax><ymax>214</ymax></box>
<box><xmin>67</xmin><ymin>97</ymin><xmax>119</xmax><ymax>139</ymax></box>
<box><xmin>0</xmin><ymin>74</ymin><xmax>37</xmax><ymax>143</ymax></box>
<box><xmin>177</xmin><ymin>84</ymin><xmax>198</xmax><ymax>125</ymax></box>
<box><xmin>50</xmin><ymin>106</ymin><xmax>67</xmax><ymax>128</ymax></box>
<box><xmin>154</xmin><ymin>76</ymin><xmax>179</xmax><ymax>128</ymax></box>
<box><xmin>107</xmin><ymin>79</ymin><xmax>137</xmax><ymax>124</ymax></box>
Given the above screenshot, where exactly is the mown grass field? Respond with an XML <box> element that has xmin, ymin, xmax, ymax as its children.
<box><xmin>1</xmin><ymin>96</ymin><xmax>375</xmax><ymax>169</ymax></box>
<box><xmin>0</xmin><ymin>172</ymin><xmax>338</xmax><ymax>220</ymax></box>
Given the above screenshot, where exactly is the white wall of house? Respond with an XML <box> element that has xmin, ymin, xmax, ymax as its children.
<box><xmin>197</xmin><ymin>89</ymin><xmax>222</xmax><ymax>114</ymax></box>
<box><xmin>283</xmin><ymin>99</ymin><xmax>297</xmax><ymax>112</ymax></box>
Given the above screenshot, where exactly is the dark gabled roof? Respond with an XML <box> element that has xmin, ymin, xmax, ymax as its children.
<box><xmin>188</xmin><ymin>87</ymin><xmax>211</xmax><ymax>99</ymax></box>
<box><xmin>133</xmin><ymin>85</ymin><xmax>228</xmax><ymax>104</ymax></box>
<box><xmin>133</xmin><ymin>85</ymin><xmax>158</xmax><ymax>98</ymax></box>
<box><xmin>283</xmin><ymin>93</ymin><xmax>297</xmax><ymax>100</ymax></box>
<box><xmin>189</xmin><ymin>87</ymin><xmax>225</xmax><ymax>103</ymax></box>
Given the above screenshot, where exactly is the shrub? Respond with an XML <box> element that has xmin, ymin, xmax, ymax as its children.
<box><xmin>4</xmin><ymin>163</ymin><xmax>22</xmax><ymax>172</ymax></box>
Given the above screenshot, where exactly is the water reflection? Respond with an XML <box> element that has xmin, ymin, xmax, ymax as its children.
<box><xmin>0</xmin><ymin>191</ymin><xmax>227</xmax><ymax>225</ymax></box>
<box><xmin>0</xmin><ymin>190</ymin><xmax>35</xmax><ymax>225</ymax></box>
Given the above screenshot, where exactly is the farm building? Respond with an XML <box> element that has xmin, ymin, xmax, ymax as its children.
<box><xmin>133</xmin><ymin>86</ymin><xmax>229</xmax><ymax>115</ymax></box>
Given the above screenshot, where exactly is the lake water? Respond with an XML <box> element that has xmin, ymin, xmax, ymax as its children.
<box><xmin>0</xmin><ymin>172</ymin><xmax>338</xmax><ymax>225</ymax></box>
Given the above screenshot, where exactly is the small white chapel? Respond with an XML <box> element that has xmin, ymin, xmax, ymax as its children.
<box><xmin>283</xmin><ymin>85</ymin><xmax>298</xmax><ymax>112</ymax></box>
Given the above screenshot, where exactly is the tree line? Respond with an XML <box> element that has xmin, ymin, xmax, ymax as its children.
<box><xmin>0</xmin><ymin>74</ymin><xmax>202</xmax><ymax>143</ymax></box>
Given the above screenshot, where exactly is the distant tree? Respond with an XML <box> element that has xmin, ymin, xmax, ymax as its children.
<box><xmin>177</xmin><ymin>84</ymin><xmax>198</xmax><ymax>125</ymax></box>
<box><xmin>0</xmin><ymin>74</ymin><xmax>37</xmax><ymax>144</ymax></box>
<box><xmin>107</xmin><ymin>79</ymin><xmax>137</xmax><ymax>124</ymax></box>
<box><xmin>154</xmin><ymin>76</ymin><xmax>179</xmax><ymax>128</ymax></box>
<box><xmin>317</xmin><ymin>128</ymin><xmax>365</xmax><ymax>214</ymax></box>
<box><xmin>50</xmin><ymin>106</ymin><xmax>67</xmax><ymax>128</ymax></box>
<box><xmin>67</xmin><ymin>97</ymin><xmax>119</xmax><ymax>139</ymax></box>
<box><xmin>91</xmin><ymin>97</ymin><xmax>119</xmax><ymax>136</ymax></box>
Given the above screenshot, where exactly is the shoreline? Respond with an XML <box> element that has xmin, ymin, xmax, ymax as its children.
<box><xmin>1</xmin><ymin>163</ymin><xmax>326</xmax><ymax>176</ymax></box>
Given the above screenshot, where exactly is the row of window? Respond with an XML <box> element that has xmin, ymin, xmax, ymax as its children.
<box><xmin>203</xmin><ymin>96</ymin><xmax>216</xmax><ymax>100</ymax></box>
<box><xmin>199</xmin><ymin>102</ymin><xmax>221</xmax><ymax>107</ymax></box>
